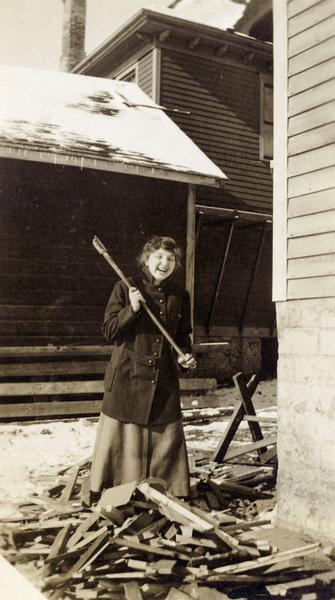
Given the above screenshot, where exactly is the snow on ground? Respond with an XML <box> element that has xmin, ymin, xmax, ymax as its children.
<box><xmin>0</xmin><ymin>379</ymin><xmax>277</xmax><ymax>520</ymax></box>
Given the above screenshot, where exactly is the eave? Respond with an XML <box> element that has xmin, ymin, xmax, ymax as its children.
<box><xmin>0</xmin><ymin>145</ymin><xmax>224</xmax><ymax>188</ymax></box>
<box><xmin>73</xmin><ymin>8</ymin><xmax>273</xmax><ymax>77</ymax></box>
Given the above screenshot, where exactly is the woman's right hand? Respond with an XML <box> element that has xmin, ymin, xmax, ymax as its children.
<box><xmin>129</xmin><ymin>287</ymin><xmax>144</xmax><ymax>313</ymax></box>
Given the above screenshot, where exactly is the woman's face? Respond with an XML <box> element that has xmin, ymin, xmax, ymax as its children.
<box><xmin>145</xmin><ymin>248</ymin><xmax>176</xmax><ymax>282</ymax></box>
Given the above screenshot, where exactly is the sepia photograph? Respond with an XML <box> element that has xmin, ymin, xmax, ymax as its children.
<box><xmin>0</xmin><ymin>0</ymin><xmax>334</xmax><ymax>598</ymax></box>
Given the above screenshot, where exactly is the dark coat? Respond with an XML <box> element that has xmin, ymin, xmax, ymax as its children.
<box><xmin>101</xmin><ymin>267</ymin><xmax>192</xmax><ymax>425</ymax></box>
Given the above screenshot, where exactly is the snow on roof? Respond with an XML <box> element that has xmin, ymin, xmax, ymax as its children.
<box><xmin>0</xmin><ymin>66</ymin><xmax>227</xmax><ymax>187</ymax></box>
<box><xmin>150</xmin><ymin>0</ymin><xmax>246</xmax><ymax>32</ymax></box>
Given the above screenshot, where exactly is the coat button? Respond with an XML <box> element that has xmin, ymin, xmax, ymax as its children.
<box><xmin>148</xmin><ymin>359</ymin><xmax>153</xmax><ymax>364</ymax></box>
<box><xmin>159</xmin><ymin>299</ymin><xmax>163</xmax><ymax>303</ymax></box>
<box><xmin>156</xmin><ymin>338</ymin><xmax>160</xmax><ymax>343</ymax></box>
<box><xmin>153</xmin><ymin>352</ymin><xmax>158</xmax><ymax>356</ymax></box>
<box><xmin>151</xmin><ymin>379</ymin><xmax>155</xmax><ymax>384</ymax></box>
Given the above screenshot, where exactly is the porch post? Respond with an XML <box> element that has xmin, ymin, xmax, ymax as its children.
<box><xmin>186</xmin><ymin>184</ymin><xmax>196</xmax><ymax>338</ymax></box>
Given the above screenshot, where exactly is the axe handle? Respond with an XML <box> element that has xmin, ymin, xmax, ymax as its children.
<box><xmin>93</xmin><ymin>237</ymin><xmax>187</xmax><ymax>360</ymax></box>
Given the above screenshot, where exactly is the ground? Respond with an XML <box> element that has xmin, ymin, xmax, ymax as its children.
<box><xmin>0</xmin><ymin>379</ymin><xmax>277</xmax><ymax>521</ymax></box>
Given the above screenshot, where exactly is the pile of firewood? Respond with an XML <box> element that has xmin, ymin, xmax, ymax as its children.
<box><xmin>1</xmin><ymin>456</ymin><xmax>335</xmax><ymax>600</ymax></box>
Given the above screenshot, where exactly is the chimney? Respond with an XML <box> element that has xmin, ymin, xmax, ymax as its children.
<box><xmin>60</xmin><ymin>0</ymin><xmax>86</xmax><ymax>72</ymax></box>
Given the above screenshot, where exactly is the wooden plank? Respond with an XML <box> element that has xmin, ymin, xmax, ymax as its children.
<box><xmin>287</xmin><ymin>275</ymin><xmax>335</xmax><ymax>299</ymax></box>
<box><xmin>259</xmin><ymin>446</ymin><xmax>278</xmax><ymax>464</ymax></box>
<box><xmin>224</xmin><ymin>438</ymin><xmax>277</xmax><ymax>461</ymax></box>
<box><xmin>180</xmin><ymin>379</ymin><xmax>217</xmax><ymax>391</ymax></box>
<box><xmin>288</xmin><ymin>209</ymin><xmax>335</xmax><ymax>237</ymax></box>
<box><xmin>289</xmin><ymin>100</ymin><xmax>335</xmax><ymax>136</ymax></box>
<box><xmin>0</xmin><ymin>345</ymin><xmax>113</xmax><ymax>357</ymax></box>
<box><xmin>213</xmin><ymin>542</ymin><xmax>319</xmax><ymax>574</ymax></box>
<box><xmin>124</xmin><ymin>582</ymin><xmax>144</xmax><ymax>600</ymax></box>
<box><xmin>46</xmin><ymin>521</ymin><xmax>73</xmax><ymax>561</ymax></box>
<box><xmin>288</xmin><ymin>79</ymin><xmax>335</xmax><ymax>117</ymax></box>
<box><xmin>289</xmin><ymin>35</ymin><xmax>335</xmax><ymax>76</ymax></box>
<box><xmin>288</xmin><ymin>143</ymin><xmax>335</xmax><ymax>177</ymax></box>
<box><xmin>288</xmin><ymin>0</ymin><xmax>322</xmax><ymax>19</ymax></box>
<box><xmin>60</xmin><ymin>465</ymin><xmax>80</xmax><ymax>502</ymax></box>
<box><xmin>0</xmin><ymin>400</ymin><xmax>102</xmax><ymax>419</ymax></box>
<box><xmin>0</xmin><ymin>380</ymin><xmax>105</xmax><ymax>396</ymax></box>
<box><xmin>289</xmin><ymin>57</ymin><xmax>335</xmax><ymax>96</ymax></box>
<box><xmin>211</xmin><ymin>401</ymin><xmax>246</xmax><ymax>463</ymax></box>
<box><xmin>288</xmin><ymin>253</ymin><xmax>335</xmax><ymax>279</ymax></box>
<box><xmin>243</xmin><ymin>414</ymin><xmax>277</xmax><ymax>423</ymax></box>
<box><xmin>288</xmin><ymin>15</ymin><xmax>335</xmax><ymax>57</ymax></box>
<box><xmin>288</xmin><ymin>166</ymin><xmax>335</xmax><ymax>198</ymax></box>
<box><xmin>287</xmin><ymin>230</ymin><xmax>335</xmax><ymax>258</ymax></box>
<box><xmin>288</xmin><ymin>187</ymin><xmax>335</xmax><ymax>217</ymax></box>
<box><xmin>288</xmin><ymin>0</ymin><xmax>335</xmax><ymax>37</ymax></box>
<box><xmin>289</xmin><ymin>123</ymin><xmax>335</xmax><ymax>156</ymax></box>
<box><xmin>0</xmin><ymin>361</ymin><xmax>107</xmax><ymax>377</ymax></box>
<box><xmin>233</xmin><ymin>373</ymin><xmax>265</xmax><ymax>452</ymax></box>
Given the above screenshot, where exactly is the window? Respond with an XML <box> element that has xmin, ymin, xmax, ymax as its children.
<box><xmin>260</xmin><ymin>76</ymin><xmax>273</xmax><ymax>160</ymax></box>
<box><xmin>115</xmin><ymin>64</ymin><xmax>138</xmax><ymax>84</ymax></box>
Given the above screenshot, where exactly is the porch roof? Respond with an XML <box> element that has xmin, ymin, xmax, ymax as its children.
<box><xmin>0</xmin><ymin>65</ymin><xmax>227</xmax><ymax>188</ymax></box>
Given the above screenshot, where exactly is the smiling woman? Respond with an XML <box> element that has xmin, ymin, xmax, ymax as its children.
<box><xmin>89</xmin><ymin>235</ymin><xmax>197</xmax><ymax>504</ymax></box>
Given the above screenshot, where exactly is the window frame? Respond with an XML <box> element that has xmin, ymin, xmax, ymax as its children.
<box><xmin>260</xmin><ymin>73</ymin><xmax>273</xmax><ymax>161</ymax></box>
<box><xmin>114</xmin><ymin>62</ymin><xmax>139</xmax><ymax>84</ymax></box>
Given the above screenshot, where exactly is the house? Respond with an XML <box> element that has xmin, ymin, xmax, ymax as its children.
<box><xmin>68</xmin><ymin>3</ymin><xmax>275</xmax><ymax>378</ymax></box>
<box><xmin>273</xmin><ymin>0</ymin><xmax>335</xmax><ymax>540</ymax></box>
<box><xmin>0</xmin><ymin>66</ymin><xmax>225</xmax><ymax>355</ymax></box>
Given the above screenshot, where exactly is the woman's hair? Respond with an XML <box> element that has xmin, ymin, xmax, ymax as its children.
<box><xmin>137</xmin><ymin>236</ymin><xmax>182</xmax><ymax>269</ymax></box>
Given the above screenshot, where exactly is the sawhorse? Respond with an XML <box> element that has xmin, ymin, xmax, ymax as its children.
<box><xmin>212</xmin><ymin>372</ymin><xmax>277</xmax><ymax>464</ymax></box>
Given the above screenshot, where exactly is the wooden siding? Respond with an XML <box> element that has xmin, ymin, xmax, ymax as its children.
<box><xmin>160</xmin><ymin>49</ymin><xmax>273</xmax><ymax>214</ymax></box>
<box><xmin>287</xmin><ymin>0</ymin><xmax>335</xmax><ymax>300</ymax></box>
<box><xmin>106</xmin><ymin>50</ymin><xmax>154</xmax><ymax>99</ymax></box>
<box><xmin>0</xmin><ymin>159</ymin><xmax>187</xmax><ymax>346</ymax></box>
<box><xmin>137</xmin><ymin>51</ymin><xmax>154</xmax><ymax>97</ymax></box>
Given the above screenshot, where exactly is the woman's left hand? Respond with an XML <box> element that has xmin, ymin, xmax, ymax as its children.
<box><xmin>178</xmin><ymin>353</ymin><xmax>197</xmax><ymax>370</ymax></box>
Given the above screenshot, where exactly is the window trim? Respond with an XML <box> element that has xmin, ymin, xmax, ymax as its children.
<box><xmin>259</xmin><ymin>73</ymin><xmax>273</xmax><ymax>161</ymax></box>
<box><xmin>114</xmin><ymin>62</ymin><xmax>139</xmax><ymax>83</ymax></box>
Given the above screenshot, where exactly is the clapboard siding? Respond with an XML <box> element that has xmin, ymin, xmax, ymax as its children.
<box><xmin>288</xmin><ymin>122</ymin><xmax>335</xmax><ymax>155</ymax></box>
<box><xmin>138</xmin><ymin>51</ymin><xmax>153</xmax><ymax>97</ymax></box>
<box><xmin>0</xmin><ymin>159</ymin><xmax>187</xmax><ymax>346</ymax></box>
<box><xmin>288</xmin><ymin>209</ymin><xmax>335</xmax><ymax>237</ymax></box>
<box><xmin>289</xmin><ymin>35</ymin><xmax>335</xmax><ymax>75</ymax></box>
<box><xmin>288</xmin><ymin>188</ymin><xmax>335</xmax><ymax>217</ymax></box>
<box><xmin>287</xmin><ymin>231</ymin><xmax>335</xmax><ymax>259</ymax></box>
<box><xmin>288</xmin><ymin>165</ymin><xmax>335</xmax><ymax>197</ymax></box>
<box><xmin>289</xmin><ymin>100</ymin><xmax>335</xmax><ymax>135</ymax></box>
<box><xmin>288</xmin><ymin>143</ymin><xmax>335</xmax><ymax>176</ymax></box>
<box><xmin>289</xmin><ymin>56</ymin><xmax>335</xmax><ymax>95</ymax></box>
<box><xmin>160</xmin><ymin>49</ymin><xmax>273</xmax><ymax>213</ymax></box>
<box><xmin>288</xmin><ymin>253</ymin><xmax>335</xmax><ymax>278</ymax></box>
<box><xmin>288</xmin><ymin>0</ymin><xmax>334</xmax><ymax>37</ymax></box>
<box><xmin>287</xmin><ymin>275</ymin><xmax>335</xmax><ymax>298</ymax></box>
<box><xmin>288</xmin><ymin>79</ymin><xmax>335</xmax><ymax>116</ymax></box>
<box><xmin>288</xmin><ymin>14</ymin><xmax>335</xmax><ymax>56</ymax></box>
<box><xmin>288</xmin><ymin>0</ymin><xmax>323</xmax><ymax>18</ymax></box>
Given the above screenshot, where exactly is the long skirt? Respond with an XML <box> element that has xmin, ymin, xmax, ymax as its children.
<box><xmin>90</xmin><ymin>413</ymin><xmax>190</xmax><ymax>497</ymax></box>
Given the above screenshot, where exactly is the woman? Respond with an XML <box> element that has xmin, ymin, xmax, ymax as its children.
<box><xmin>89</xmin><ymin>236</ymin><xmax>196</xmax><ymax>504</ymax></box>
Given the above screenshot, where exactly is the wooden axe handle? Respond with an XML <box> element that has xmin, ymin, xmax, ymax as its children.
<box><xmin>93</xmin><ymin>236</ymin><xmax>187</xmax><ymax>360</ymax></box>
